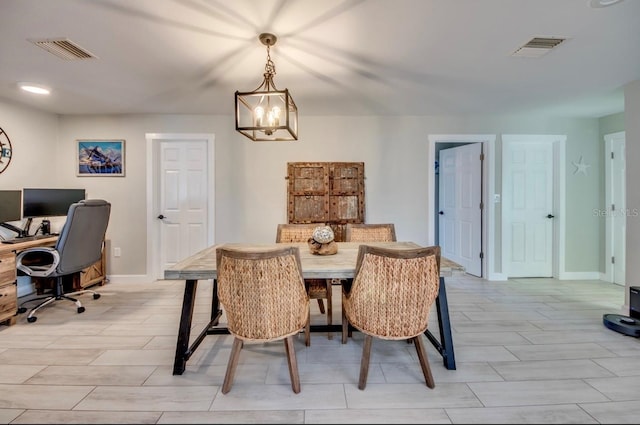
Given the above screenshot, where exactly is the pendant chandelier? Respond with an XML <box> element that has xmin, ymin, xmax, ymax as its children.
<box><xmin>235</xmin><ymin>33</ymin><xmax>298</xmax><ymax>141</ymax></box>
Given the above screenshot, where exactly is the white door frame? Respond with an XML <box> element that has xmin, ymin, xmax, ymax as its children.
<box><xmin>501</xmin><ymin>134</ymin><xmax>566</xmax><ymax>279</ymax></box>
<box><xmin>145</xmin><ymin>133</ymin><xmax>215</xmax><ymax>281</ymax></box>
<box><xmin>604</xmin><ymin>131</ymin><xmax>626</xmax><ymax>285</ymax></box>
<box><xmin>428</xmin><ymin>134</ymin><xmax>499</xmax><ymax>279</ymax></box>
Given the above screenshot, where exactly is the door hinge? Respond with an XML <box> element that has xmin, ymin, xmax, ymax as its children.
<box><xmin>479</xmin><ymin>202</ymin><xmax>484</xmax><ymax>209</ymax></box>
<box><xmin>480</xmin><ymin>153</ymin><xmax>484</xmax><ymax>161</ymax></box>
<box><xmin>611</xmin><ymin>151</ymin><xmax>614</xmax><ymax>159</ymax></box>
<box><xmin>612</xmin><ymin>256</ymin><xmax>615</xmax><ymax>264</ymax></box>
<box><xmin>612</xmin><ymin>204</ymin><xmax>615</xmax><ymax>211</ymax></box>
<box><xmin>479</xmin><ymin>252</ymin><xmax>484</xmax><ymax>259</ymax></box>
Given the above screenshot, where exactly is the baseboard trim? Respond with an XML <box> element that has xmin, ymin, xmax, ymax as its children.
<box><xmin>558</xmin><ymin>271</ymin><xmax>601</xmax><ymax>280</ymax></box>
<box><xmin>104</xmin><ymin>274</ymin><xmax>154</xmax><ymax>284</ymax></box>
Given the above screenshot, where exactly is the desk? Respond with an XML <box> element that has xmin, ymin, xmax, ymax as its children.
<box><xmin>0</xmin><ymin>236</ymin><xmax>107</xmax><ymax>325</ymax></box>
<box><xmin>0</xmin><ymin>236</ymin><xmax>57</xmax><ymax>326</ymax></box>
<box><xmin>165</xmin><ymin>241</ymin><xmax>463</xmax><ymax>375</ymax></box>
<box><xmin>0</xmin><ymin>236</ymin><xmax>58</xmax><ymax>253</ymax></box>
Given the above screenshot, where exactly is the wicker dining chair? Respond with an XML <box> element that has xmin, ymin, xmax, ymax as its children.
<box><xmin>341</xmin><ymin>244</ymin><xmax>441</xmax><ymax>390</ymax></box>
<box><xmin>345</xmin><ymin>223</ymin><xmax>397</xmax><ymax>243</ymax></box>
<box><xmin>276</xmin><ymin>223</ymin><xmax>333</xmax><ymax>344</ymax></box>
<box><xmin>216</xmin><ymin>246</ymin><xmax>309</xmax><ymax>394</ymax></box>
<box><xmin>343</xmin><ymin>223</ymin><xmax>397</xmax><ymax>340</ymax></box>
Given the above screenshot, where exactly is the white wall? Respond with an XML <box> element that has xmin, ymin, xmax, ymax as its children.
<box><xmin>0</xmin><ymin>99</ymin><xmax>611</xmax><ymax>280</ymax></box>
<box><xmin>624</xmin><ymin>80</ymin><xmax>640</xmax><ymax>309</ymax></box>
<box><xmin>0</xmin><ymin>100</ymin><xmax>60</xmax><ymax>240</ymax></box>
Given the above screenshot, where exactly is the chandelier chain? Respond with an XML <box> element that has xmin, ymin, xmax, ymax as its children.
<box><xmin>264</xmin><ymin>44</ymin><xmax>276</xmax><ymax>78</ymax></box>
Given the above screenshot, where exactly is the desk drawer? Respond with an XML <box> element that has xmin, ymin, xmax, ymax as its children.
<box><xmin>0</xmin><ymin>251</ymin><xmax>16</xmax><ymax>284</ymax></box>
<box><xmin>0</xmin><ymin>252</ymin><xmax>17</xmax><ymax>325</ymax></box>
<box><xmin>0</xmin><ymin>280</ymin><xmax>17</xmax><ymax>318</ymax></box>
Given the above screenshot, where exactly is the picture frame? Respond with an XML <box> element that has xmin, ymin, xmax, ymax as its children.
<box><xmin>76</xmin><ymin>139</ymin><xmax>125</xmax><ymax>176</ymax></box>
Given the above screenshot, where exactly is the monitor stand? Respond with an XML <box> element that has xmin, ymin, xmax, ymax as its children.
<box><xmin>0</xmin><ymin>222</ymin><xmax>28</xmax><ymax>238</ymax></box>
<box><xmin>22</xmin><ymin>217</ymin><xmax>33</xmax><ymax>237</ymax></box>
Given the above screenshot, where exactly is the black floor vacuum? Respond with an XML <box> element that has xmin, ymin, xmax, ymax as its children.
<box><xmin>603</xmin><ymin>286</ymin><xmax>640</xmax><ymax>337</ymax></box>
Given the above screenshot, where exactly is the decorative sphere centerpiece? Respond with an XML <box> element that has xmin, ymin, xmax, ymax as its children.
<box><xmin>308</xmin><ymin>225</ymin><xmax>338</xmax><ymax>255</ymax></box>
<box><xmin>312</xmin><ymin>225</ymin><xmax>334</xmax><ymax>244</ymax></box>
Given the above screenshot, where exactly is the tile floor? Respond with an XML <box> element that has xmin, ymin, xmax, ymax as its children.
<box><xmin>0</xmin><ymin>275</ymin><xmax>639</xmax><ymax>424</ymax></box>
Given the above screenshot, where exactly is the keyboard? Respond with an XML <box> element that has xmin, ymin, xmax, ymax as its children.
<box><xmin>1</xmin><ymin>234</ymin><xmax>56</xmax><ymax>244</ymax></box>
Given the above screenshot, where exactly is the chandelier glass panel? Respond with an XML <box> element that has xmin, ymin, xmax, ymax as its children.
<box><xmin>235</xmin><ymin>33</ymin><xmax>298</xmax><ymax>141</ymax></box>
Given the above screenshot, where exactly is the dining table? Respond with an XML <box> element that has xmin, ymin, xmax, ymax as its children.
<box><xmin>164</xmin><ymin>241</ymin><xmax>463</xmax><ymax>375</ymax></box>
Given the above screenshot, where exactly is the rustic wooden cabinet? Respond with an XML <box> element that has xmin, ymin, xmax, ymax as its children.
<box><xmin>75</xmin><ymin>241</ymin><xmax>107</xmax><ymax>290</ymax></box>
<box><xmin>287</xmin><ymin>162</ymin><xmax>365</xmax><ymax>241</ymax></box>
<box><xmin>0</xmin><ymin>251</ymin><xmax>18</xmax><ymax>326</ymax></box>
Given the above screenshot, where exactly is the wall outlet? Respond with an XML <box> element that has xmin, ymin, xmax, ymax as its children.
<box><xmin>114</xmin><ymin>247</ymin><xmax>121</xmax><ymax>257</ymax></box>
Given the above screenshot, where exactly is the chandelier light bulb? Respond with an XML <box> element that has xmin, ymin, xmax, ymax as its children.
<box><xmin>254</xmin><ymin>106</ymin><xmax>265</xmax><ymax>126</ymax></box>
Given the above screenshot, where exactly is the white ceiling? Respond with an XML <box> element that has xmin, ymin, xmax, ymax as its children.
<box><xmin>1</xmin><ymin>0</ymin><xmax>639</xmax><ymax>118</ymax></box>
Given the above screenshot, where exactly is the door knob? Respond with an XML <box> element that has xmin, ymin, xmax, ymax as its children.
<box><xmin>439</xmin><ymin>211</ymin><xmax>444</xmax><ymax>215</ymax></box>
<box><xmin>546</xmin><ymin>214</ymin><xmax>555</xmax><ymax>219</ymax></box>
<box><xmin>157</xmin><ymin>214</ymin><xmax>165</xmax><ymax>219</ymax></box>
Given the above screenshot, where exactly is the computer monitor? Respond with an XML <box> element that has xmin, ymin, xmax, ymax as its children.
<box><xmin>0</xmin><ymin>190</ymin><xmax>26</xmax><ymax>236</ymax></box>
<box><xmin>22</xmin><ymin>188</ymin><xmax>86</xmax><ymax>218</ymax></box>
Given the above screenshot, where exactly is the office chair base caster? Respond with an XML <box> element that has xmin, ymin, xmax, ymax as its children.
<box><xmin>77</xmin><ymin>306</ymin><xmax>85</xmax><ymax>314</ymax></box>
<box><xmin>18</xmin><ymin>307</ymin><xmax>27</xmax><ymax>314</ymax></box>
<box><xmin>27</xmin><ymin>316</ymin><xmax>37</xmax><ymax>323</ymax></box>
<box><xmin>93</xmin><ymin>293</ymin><xmax>101</xmax><ymax>300</ymax></box>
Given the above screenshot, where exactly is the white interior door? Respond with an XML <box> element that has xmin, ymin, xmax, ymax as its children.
<box><xmin>605</xmin><ymin>132</ymin><xmax>626</xmax><ymax>285</ymax></box>
<box><xmin>146</xmin><ymin>133</ymin><xmax>215</xmax><ymax>281</ymax></box>
<box><xmin>503</xmin><ymin>139</ymin><xmax>554</xmax><ymax>277</ymax></box>
<box><xmin>439</xmin><ymin>143</ymin><xmax>482</xmax><ymax>276</ymax></box>
<box><xmin>159</xmin><ymin>140</ymin><xmax>209</xmax><ymax>272</ymax></box>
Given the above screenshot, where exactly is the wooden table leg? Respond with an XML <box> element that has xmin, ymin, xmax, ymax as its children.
<box><xmin>173</xmin><ymin>279</ymin><xmax>198</xmax><ymax>375</ymax></box>
<box><xmin>424</xmin><ymin>276</ymin><xmax>456</xmax><ymax>370</ymax></box>
<box><xmin>211</xmin><ymin>278</ymin><xmax>221</xmax><ymax>325</ymax></box>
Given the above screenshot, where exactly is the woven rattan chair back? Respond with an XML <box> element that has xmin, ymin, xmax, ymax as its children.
<box><xmin>276</xmin><ymin>223</ymin><xmax>333</xmax><ymax>344</ymax></box>
<box><xmin>277</xmin><ymin>223</ymin><xmax>323</xmax><ymax>243</ymax></box>
<box><xmin>342</xmin><ymin>244</ymin><xmax>440</xmax><ymax>390</ymax></box>
<box><xmin>216</xmin><ymin>246</ymin><xmax>309</xmax><ymax>393</ymax></box>
<box><xmin>345</xmin><ymin>223</ymin><xmax>397</xmax><ymax>242</ymax></box>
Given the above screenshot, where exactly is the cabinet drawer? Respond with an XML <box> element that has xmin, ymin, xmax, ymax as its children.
<box><xmin>0</xmin><ymin>252</ymin><xmax>16</xmax><ymax>284</ymax></box>
<box><xmin>0</xmin><ymin>281</ymin><xmax>17</xmax><ymax>318</ymax></box>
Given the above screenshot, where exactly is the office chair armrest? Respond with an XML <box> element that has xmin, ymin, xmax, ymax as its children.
<box><xmin>16</xmin><ymin>247</ymin><xmax>60</xmax><ymax>277</ymax></box>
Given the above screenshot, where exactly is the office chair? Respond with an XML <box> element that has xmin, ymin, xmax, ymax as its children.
<box><xmin>16</xmin><ymin>199</ymin><xmax>111</xmax><ymax>323</ymax></box>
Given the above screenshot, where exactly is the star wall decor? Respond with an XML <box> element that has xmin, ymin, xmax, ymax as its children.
<box><xmin>572</xmin><ymin>155</ymin><xmax>591</xmax><ymax>175</ymax></box>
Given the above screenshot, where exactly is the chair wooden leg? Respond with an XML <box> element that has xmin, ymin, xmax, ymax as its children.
<box><xmin>284</xmin><ymin>336</ymin><xmax>301</xmax><ymax>393</ymax></box>
<box><xmin>317</xmin><ymin>299</ymin><xmax>326</xmax><ymax>314</ymax></box>
<box><xmin>326</xmin><ymin>279</ymin><xmax>333</xmax><ymax>340</ymax></box>
<box><xmin>413</xmin><ymin>335</ymin><xmax>435</xmax><ymax>389</ymax></box>
<box><xmin>222</xmin><ymin>338</ymin><xmax>243</xmax><ymax>394</ymax></box>
<box><xmin>342</xmin><ymin>297</ymin><xmax>348</xmax><ymax>344</ymax></box>
<box><xmin>305</xmin><ymin>309</ymin><xmax>311</xmax><ymax>347</ymax></box>
<box><xmin>358</xmin><ymin>334</ymin><xmax>373</xmax><ymax>390</ymax></box>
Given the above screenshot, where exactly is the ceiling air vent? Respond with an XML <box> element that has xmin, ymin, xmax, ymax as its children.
<box><xmin>28</xmin><ymin>38</ymin><xmax>97</xmax><ymax>60</ymax></box>
<box><xmin>511</xmin><ymin>37</ymin><xmax>567</xmax><ymax>58</ymax></box>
